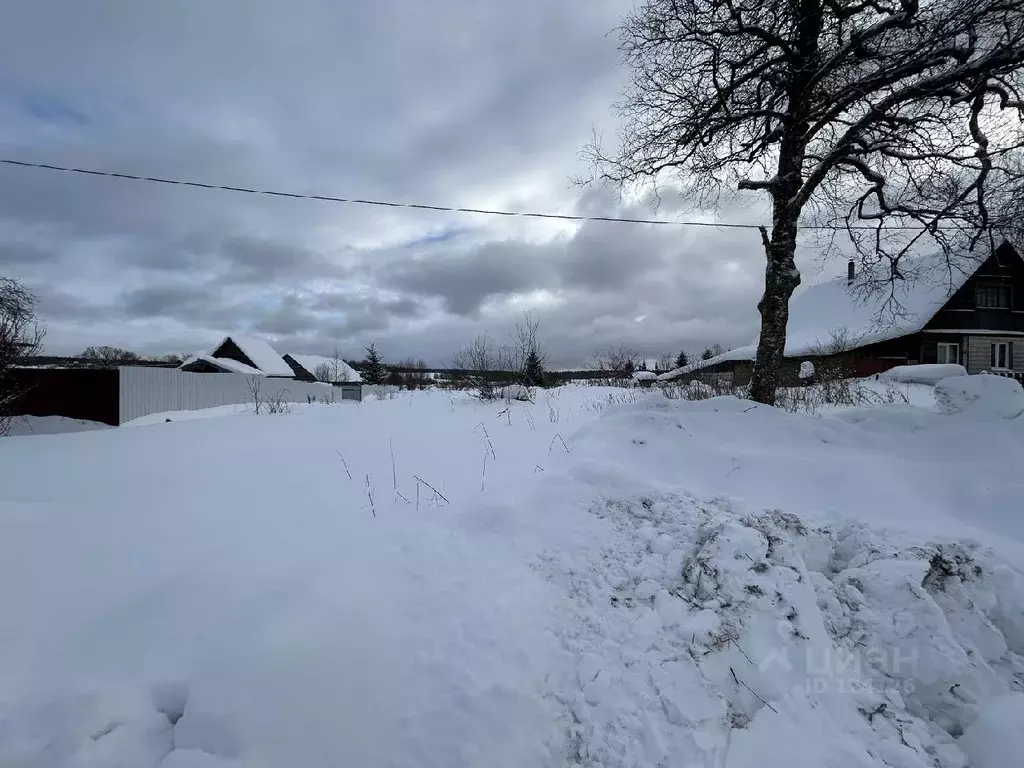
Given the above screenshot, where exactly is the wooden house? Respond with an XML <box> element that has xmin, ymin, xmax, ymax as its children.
<box><xmin>662</xmin><ymin>240</ymin><xmax>1024</xmax><ymax>386</ymax></box>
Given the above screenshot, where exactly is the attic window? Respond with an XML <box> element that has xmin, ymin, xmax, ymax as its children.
<box><xmin>976</xmin><ymin>283</ymin><xmax>1010</xmax><ymax>309</ymax></box>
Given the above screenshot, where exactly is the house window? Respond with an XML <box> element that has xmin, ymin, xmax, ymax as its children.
<box><xmin>976</xmin><ymin>283</ymin><xmax>1011</xmax><ymax>309</ymax></box>
<box><xmin>937</xmin><ymin>343</ymin><xmax>959</xmax><ymax>365</ymax></box>
<box><xmin>991</xmin><ymin>342</ymin><xmax>1011</xmax><ymax>370</ymax></box>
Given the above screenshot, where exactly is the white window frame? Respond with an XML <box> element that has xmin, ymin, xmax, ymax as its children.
<box><xmin>991</xmin><ymin>342</ymin><xmax>1010</xmax><ymax>370</ymax></box>
<box><xmin>937</xmin><ymin>342</ymin><xmax>959</xmax><ymax>365</ymax></box>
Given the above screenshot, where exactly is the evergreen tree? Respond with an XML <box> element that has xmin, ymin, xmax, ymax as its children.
<box><xmin>674</xmin><ymin>350</ymin><xmax>689</xmax><ymax>369</ymax></box>
<box><xmin>522</xmin><ymin>348</ymin><xmax>545</xmax><ymax>387</ymax></box>
<box><xmin>361</xmin><ymin>343</ymin><xmax>389</xmax><ymax>385</ymax></box>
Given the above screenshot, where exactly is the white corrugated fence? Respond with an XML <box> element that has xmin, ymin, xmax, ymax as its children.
<box><xmin>118</xmin><ymin>367</ymin><xmax>361</xmax><ymax>424</ymax></box>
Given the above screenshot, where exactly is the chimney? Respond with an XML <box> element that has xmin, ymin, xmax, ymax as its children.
<box><xmin>847</xmin><ymin>259</ymin><xmax>855</xmax><ymax>284</ymax></box>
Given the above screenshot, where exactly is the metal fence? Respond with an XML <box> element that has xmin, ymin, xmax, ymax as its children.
<box><xmin>118</xmin><ymin>367</ymin><xmax>361</xmax><ymax>424</ymax></box>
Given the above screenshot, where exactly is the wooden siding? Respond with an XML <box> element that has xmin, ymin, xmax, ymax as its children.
<box><xmin>925</xmin><ymin>241</ymin><xmax>1024</xmax><ymax>333</ymax></box>
<box><xmin>965</xmin><ymin>335</ymin><xmax>1022</xmax><ymax>374</ymax></box>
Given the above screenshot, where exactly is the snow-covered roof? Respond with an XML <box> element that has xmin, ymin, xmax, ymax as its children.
<box><xmin>658</xmin><ymin>347</ymin><xmax>753</xmax><ymax>380</ymax></box>
<box><xmin>632</xmin><ymin>370</ymin><xmax>658</xmax><ymax>380</ymax></box>
<box><xmin>287</xmin><ymin>354</ymin><xmax>363</xmax><ymax>383</ymax></box>
<box><xmin>213</xmin><ymin>335</ymin><xmax>294</xmax><ymax>377</ymax></box>
<box><xmin>181</xmin><ymin>354</ymin><xmax>264</xmax><ymax>376</ymax></box>
<box><xmin>660</xmin><ymin>248</ymin><xmax>1001</xmax><ymax>380</ymax></box>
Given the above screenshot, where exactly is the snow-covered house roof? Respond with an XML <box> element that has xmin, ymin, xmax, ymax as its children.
<box><xmin>211</xmin><ymin>335</ymin><xmax>294</xmax><ymax>377</ymax></box>
<box><xmin>659</xmin><ymin>246</ymin><xmax>1002</xmax><ymax>381</ymax></box>
<box><xmin>285</xmin><ymin>354</ymin><xmax>362</xmax><ymax>383</ymax></box>
<box><xmin>632</xmin><ymin>370</ymin><xmax>658</xmax><ymax>381</ymax></box>
<box><xmin>180</xmin><ymin>354</ymin><xmax>264</xmax><ymax>376</ymax></box>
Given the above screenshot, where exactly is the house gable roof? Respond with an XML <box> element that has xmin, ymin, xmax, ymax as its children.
<box><xmin>211</xmin><ymin>335</ymin><xmax>293</xmax><ymax>377</ymax></box>
<box><xmin>180</xmin><ymin>354</ymin><xmax>264</xmax><ymax>376</ymax></box>
<box><xmin>284</xmin><ymin>354</ymin><xmax>363</xmax><ymax>383</ymax></box>
<box><xmin>660</xmin><ymin>240</ymin><xmax>1020</xmax><ymax>380</ymax></box>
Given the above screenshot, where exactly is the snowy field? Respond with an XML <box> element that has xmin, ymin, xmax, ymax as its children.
<box><xmin>1</xmin><ymin>378</ymin><xmax>1023</xmax><ymax>767</ymax></box>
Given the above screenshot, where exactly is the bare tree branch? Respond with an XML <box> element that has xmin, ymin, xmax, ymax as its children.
<box><xmin>1</xmin><ymin>277</ymin><xmax>45</xmax><ymax>434</ymax></box>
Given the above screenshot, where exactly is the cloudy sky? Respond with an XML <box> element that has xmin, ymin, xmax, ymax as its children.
<box><xmin>0</xmin><ymin>0</ymin><xmax>838</xmax><ymax>366</ymax></box>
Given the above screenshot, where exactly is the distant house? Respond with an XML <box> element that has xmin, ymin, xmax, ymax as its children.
<box><xmin>661</xmin><ymin>239</ymin><xmax>1024</xmax><ymax>386</ymax></box>
<box><xmin>282</xmin><ymin>354</ymin><xmax>362</xmax><ymax>384</ymax></box>
<box><xmin>180</xmin><ymin>335</ymin><xmax>294</xmax><ymax>377</ymax></box>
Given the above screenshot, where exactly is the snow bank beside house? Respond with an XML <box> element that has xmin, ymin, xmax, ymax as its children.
<box><xmin>934</xmin><ymin>373</ymin><xmax>1024</xmax><ymax>419</ymax></box>
<box><xmin>879</xmin><ymin>363</ymin><xmax>967</xmax><ymax>385</ymax></box>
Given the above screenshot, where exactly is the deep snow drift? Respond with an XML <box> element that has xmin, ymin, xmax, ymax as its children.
<box><xmin>1</xmin><ymin>379</ymin><xmax>1022</xmax><ymax>767</ymax></box>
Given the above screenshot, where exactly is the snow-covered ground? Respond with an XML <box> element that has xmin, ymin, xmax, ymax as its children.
<box><xmin>5</xmin><ymin>414</ymin><xmax>112</xmax><ymax>436</ymax></box>
<box><xmin>0</xmin><ymin>379</ymin><xmax>1021</xmax><ymax>767</ymax></box>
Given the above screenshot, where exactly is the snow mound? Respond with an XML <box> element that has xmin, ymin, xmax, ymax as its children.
<box><xmin>4</xmin><ymin>416</ymin><xmax>111</xmax><ymax>437</ymax></box>
<box><xmin>934</xmin><ymin>374</ymin><xmax>1024</xmax><ymax>419</ymax></box>
<box><xmin>880</xmin><ymin>364</ymin><xmax>967</xmax><ymax>386</ymax></box>
<box><xmin>499</xmin><ymin>384</ymin><xmax>533</xmax><ymax>402</ymax></box>
<box><xmin>958</xmin><ymin>693</ymin><xmax>1024</xmax><ymax>768</ymax></box>
<box><xmin>539</xmin><ymin>493</ymin><xmax>1024</xmax><ymax>768</ymax></box>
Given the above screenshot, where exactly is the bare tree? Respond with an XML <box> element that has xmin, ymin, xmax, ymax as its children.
<box><xmin>589</xmin><ymin>344</ymin><xmax>641</xmax><ymax>378</ymax></box>
<box><xmin>1</xmin><ymin>278</ymin><xmax>45</xmax><ymax>434</ymax></box>
<box><xmin>313</xmin><ymin>362</ymin><xmax>333</xmax><ymax>383</ymax></box>
<box><xmin>393</xmin><ymin>358</ymin><xmax>430</xmax><ymax>389</ymax></box>
<box><xmin>245</xmin><ymin>375</ymin><xmax>265</xmax><ymax>415</ymax></box>
<box><xmin>329</xmin><ymin>345</ymin><xmax>356</xmax><ymax>383</ymax></box>
<box><xmin>452</xmin><ymin>334</ymin><xmax>503</xmax><ymax>399</ymax></box>
<box><xmin>590</xmin><ymin>0</ymin><xmax>1024</xmax><ymax>403</ymax></box>
<box><xmin>511</xmin><ymin>312</ymin><xmax>547</xmax><ymax>386</ymax></box>
<box><xmin>78</xmin><ymin>345</ymin><xmax>142</xmax><ymax>367</ymax></box>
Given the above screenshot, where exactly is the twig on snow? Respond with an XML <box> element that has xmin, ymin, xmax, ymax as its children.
<box><xmin>364</xmin><ymin>474</ymin><xmax>377</xmax><ymax>518</ymax></box>
<box><xmin>524</xmin><ymin>408</ymin><xmax>536</xmax><ymax>432</ymax></box>
<box><xmin>335</xmin><ymin>450</ymin><xmax>353</xmax><ymax>480</ymax></box>
<box><xmin>549</xmin><ymin>432</ymin><xmax>570</xmax><ymax>454</ymax></box>
<box><xmin>413</xmin><ymin>475</ymin><xmax>449</xmax><ymax>505</ymax></box>
<box><xmin>475</xmin><ymin>422</ymin><xmax>497</xmax><ymax>460</ymax></box>
<box><xmin>730</xmin><ymin>639</ymin><xmax>757</xmax><ymax>668</ymax></box>
<box><xmin>729</xmin><ymin>667</ymin><xmax>777</xmax><ymax>714</ymax></box>
<box><xmin>390</xmin><ymin>439</ymin><xmax>399</xmax><ymax>502</ymax></box>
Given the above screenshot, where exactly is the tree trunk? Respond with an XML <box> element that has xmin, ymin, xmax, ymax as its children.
<box><xmin>749</xmin><ymin>216</ymin><xmax>802</xmax><ymax>405</ymax></box>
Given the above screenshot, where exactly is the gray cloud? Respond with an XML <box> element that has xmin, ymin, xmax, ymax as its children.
<box><xmin>0</xmin><ymin>0</ymin><xmax>805</xmax><ymax>365</ymax></box>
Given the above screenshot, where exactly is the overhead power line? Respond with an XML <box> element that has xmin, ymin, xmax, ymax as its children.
<box><xmin>0</xmin><ymin>156</ymin><xmax>920</xmax><ymax>231</ymax></box>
